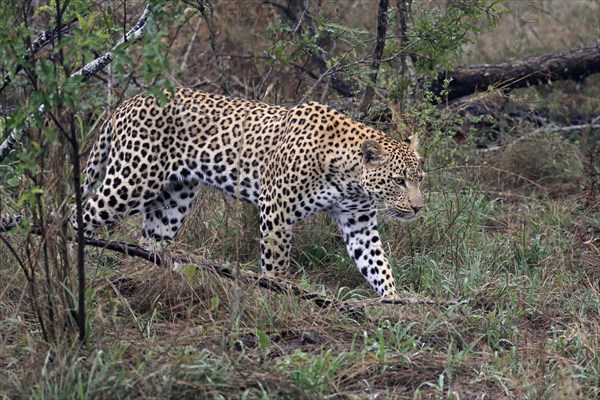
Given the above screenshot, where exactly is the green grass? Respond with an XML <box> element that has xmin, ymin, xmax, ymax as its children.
<box><xmin>2</xmin><ymin>137</ymin><xmax>599</xmax><ymax>398</ymax></box>
<box><xmin>2</xmin><ymin>1</ymin><xmax>600</xmax><ymax>397</ymax></box>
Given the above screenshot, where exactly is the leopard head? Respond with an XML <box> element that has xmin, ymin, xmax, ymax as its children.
<box><xmin>359</xmin><ymin>135</ymin><xmax>425</xmax><ymax>222</ymax></box>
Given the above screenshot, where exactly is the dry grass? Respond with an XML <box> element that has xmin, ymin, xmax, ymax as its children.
<box><xmin>466</xmin><ymin>0</ymin><xmax>600</xmax><ymax>62</ymax></box>
<box><xmin>2</xmin><ymin>0</ymin><xmax>600</xmax><ymax>398</ymax></box>
<box><xmin>474</xmin><ymin>136</ymin><xmax>585</xmax><ymax>197</ymax></box>
<box><xmin>2</xmin><ymin>165</ymin><xmax>600</xmax><ymax>398</ymax></box>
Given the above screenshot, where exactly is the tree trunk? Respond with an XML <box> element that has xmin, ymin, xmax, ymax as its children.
<box><xmin>430</xmin><ymin>44</ymin><xmax>600</xmax><ymax>102</ymax></box>
<box><xmin>396</xmin><ymin>0</ymin><xmax>415</xmax><ymax>82</ymax></box>
<box><xmin>357</xmin><ymin>0</ymin><xmax>389</xmax><ymax>115</ymax></box>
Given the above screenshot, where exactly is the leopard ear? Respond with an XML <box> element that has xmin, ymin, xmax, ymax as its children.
<box><xmin>361</xmin><ymin>139</ymin><xmax>387</xmax><ymax>166</ymax></box>
<box><xmin>404</xmin><ymin>134</ymin><xmax>419</xmax><ymax>152</ymax></box>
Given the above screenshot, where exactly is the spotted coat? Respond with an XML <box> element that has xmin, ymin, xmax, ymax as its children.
<box><xmin>76</xmin><ymin>88</ymin><xmax>425</xmax><ymax>298</ymax></box>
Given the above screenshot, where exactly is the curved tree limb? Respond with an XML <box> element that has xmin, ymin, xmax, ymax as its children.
<box><xmin>71</xmin><ymin>5</ymin><xmax>152</xmax><ymax>82</ymax></box>
<box><xmin>1</xmin><ymin>216</ymin><xmax>463</xmax><ymax>315</ymax></box>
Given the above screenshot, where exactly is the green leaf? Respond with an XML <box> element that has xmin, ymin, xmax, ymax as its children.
<box><xmin>17</xmin><ymin>188</ymin><xmax>44</xmax><ymax>206</ymax></box>
<box><xmin>210</xmin><ymin>296</ymin><xmax>219</xmax><ymax>310</ymax></box>
<box><xmin>182</xmin><ymin>264</ymin><xmax>197</xmax><ymax>279</ymax></box>
<box><xmin>257</xmin><ymin>330</ymin><xmax>270</xmax><ymax>351</ymax></box>
<box><xmin>76</xmin><ymin>13</ymin><xmax>87</xmax><ymax>30</ymax></box>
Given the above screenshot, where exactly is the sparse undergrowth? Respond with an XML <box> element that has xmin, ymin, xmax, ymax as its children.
<box><xmin>2</xmin><ymin>135</ymin><xmax>600</xmax><ymax>398</ymax></box>
<box><xmin>2</xmin><ymin>0</ymin><xmax>600</xmax><ymax>398</ymax></box>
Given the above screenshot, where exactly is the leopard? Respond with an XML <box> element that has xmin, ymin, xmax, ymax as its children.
<box><xmin>75</xmin><ymin>88</ymin><xmax>425</xmax><ymax>298</ymax></box>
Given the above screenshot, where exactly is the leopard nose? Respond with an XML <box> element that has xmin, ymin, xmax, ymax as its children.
<box><xmin>412</xmin><ymin>205</ymin><xmax>423</xmax><ymax>214</ymax></box>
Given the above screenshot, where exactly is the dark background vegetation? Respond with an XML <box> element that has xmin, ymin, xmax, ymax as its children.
<box><xmin>1</xmin><ymin>0</ymin><xmax>599</xmax><ymax>398</ymax></box>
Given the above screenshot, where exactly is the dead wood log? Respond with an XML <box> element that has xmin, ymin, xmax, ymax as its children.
<box><xmin>430</xmin><ymin>44</ymin><xmax>600</xmax><ymax>102</ymax></box>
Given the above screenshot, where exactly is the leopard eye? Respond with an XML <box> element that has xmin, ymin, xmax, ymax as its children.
<box><xmin>395</xmin><ymin>177</ymin><xmax>406</xmax><ymax>187</ymax></box>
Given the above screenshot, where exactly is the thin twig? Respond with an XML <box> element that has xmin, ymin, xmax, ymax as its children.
<box><xmin>190</xmin><ymin>0</ymin><xmax>232</xmax><ymax>95</ymax></box>
<box><xmin>181</xmin><ymin>18</ymin><xmax>202</xmax><ymax>72</ymax></box>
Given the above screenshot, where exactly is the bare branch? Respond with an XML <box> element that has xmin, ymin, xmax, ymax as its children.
<box><xmin>0</xmin><ymin>5</ymin><xmax>153</xmax><ymax>165</ymax></box>
<box><xmin>0</xmin><ymin>21</ymin><xmax>76</xmax><ymax>94</ymax></box>
<box><xmin>71</xmin><ymin>5</ymin><xmax>152</xmax><ymax>82</ymax></box>
<box><xmin>0</xmin><ymin>127</ymin><xmax>27</xmax><ymax>164</ymax></box>
<box><xmin>184</xmin><ymin>0</ymin><xmax>232</xmax><ymax>95</ymax></box>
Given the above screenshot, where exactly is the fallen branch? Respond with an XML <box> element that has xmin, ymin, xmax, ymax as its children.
<box><xmin>431</xmin><ymin>44</ymin><xmax>600</xmax><ymax>102</ymax></box>
<box><xmin>0</xmin><ymin>217</ymin><xmax>160</xmax><ymax>263</ymax></box>
<box><xmin>100</xmin><ymin>242</ymin><xmax>466</xmax><ymax>313</ymax></box>
<box><xmin>1</xmin><ymin>217</ymin><xmax>463</xmax><ymax>315</ymax></box>
<box><xmin>0</xmin><ymin>5</ymin><xmax>153</xmax><ymax>164</ymax></box>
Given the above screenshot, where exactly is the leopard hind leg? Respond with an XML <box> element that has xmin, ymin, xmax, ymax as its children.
<box><xmin>77</xmin><ymin>168</ymin><xmax>159</xmax><ymax>237</ymax></box>
<box><xmin>141</xmin><ymin>177</ymin><xmax>201</xmax><ymax>250</ymax></box>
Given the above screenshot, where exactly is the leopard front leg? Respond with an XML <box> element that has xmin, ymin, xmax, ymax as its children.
<box><xmin>258</xmin><ymin>199</ymin><xmax>293</xmax><ymax>278</ymax></box>
<box><xmin>332</xmin><ymin>202</ymin><xmax>398</xmax><ymax>298</ymax></box>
